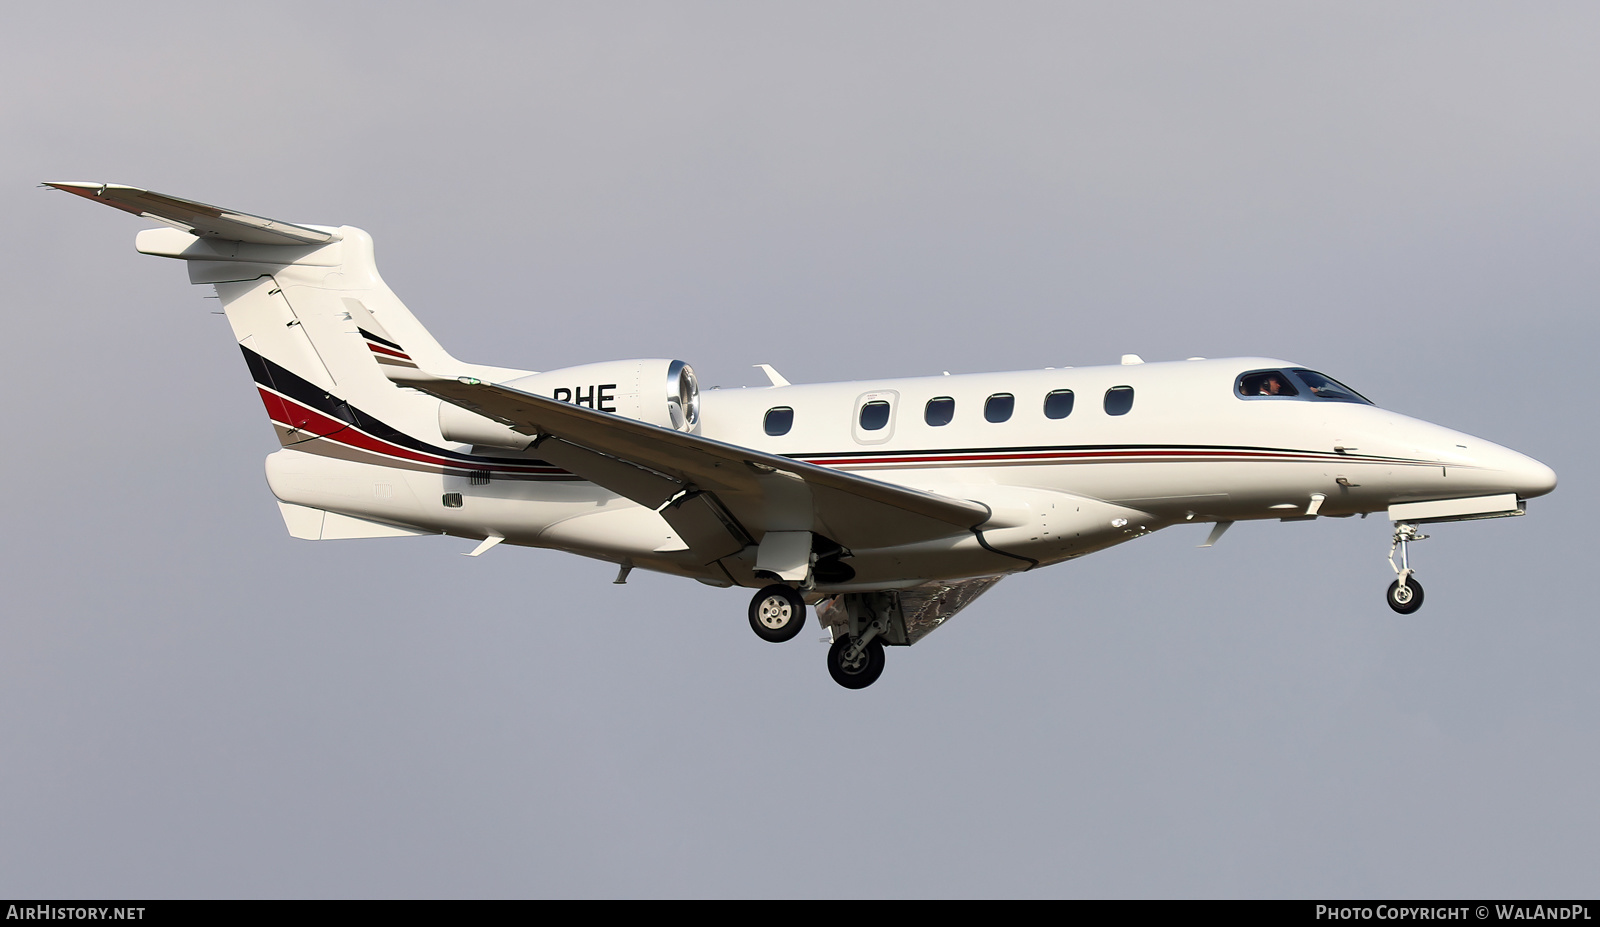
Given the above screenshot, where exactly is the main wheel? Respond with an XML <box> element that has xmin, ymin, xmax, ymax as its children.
<box><xmin>748</xmin><ymin>584</ymin><xmax>807</xmax><ymax>643</ymax></box>
<box><xmin>1386</xmin><ymin>577</ymin><xmax>1425</xmax><ymax>614</ymax></box>
<box><xmin>827</xmin><ymin>635</ymin><xmax>886</xmax><ymax>689</ymax></box>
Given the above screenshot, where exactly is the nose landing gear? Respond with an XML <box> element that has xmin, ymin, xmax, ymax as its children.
<box><xmin>1386</xmin><ymin>522</ymin><xmax>1428</xmax><ymax>614</ymax></box>
<box><xmin>1386</xmin><ymin>578</ymin><xmax>1424</xmax><ymax>613</ymax></box>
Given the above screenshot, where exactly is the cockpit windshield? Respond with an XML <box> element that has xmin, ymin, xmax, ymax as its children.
<box><xmin>1287</xmin><ymin>369</ymin><xmax>1372</xmax><ymax>404</ymax></box>
<box><xmin>1236</xmin><ymin>368</ymin><xmax>1373</xmax><ymax>405</ymax></box>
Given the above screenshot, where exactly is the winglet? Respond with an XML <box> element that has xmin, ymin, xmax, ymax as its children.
<box><xmin>43</xmin><ymin>182</ymin><xmax>336</xmax><ymax>246</ymax></box>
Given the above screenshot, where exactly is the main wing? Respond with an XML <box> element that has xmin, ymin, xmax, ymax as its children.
<box><xmin>390</xmin><ymin>368</ymin><xmax>991</xmax><ymax>565</ymax></box>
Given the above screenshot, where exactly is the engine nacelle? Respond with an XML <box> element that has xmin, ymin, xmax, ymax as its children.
<box><xmin>439</xmin><ymin>358</ymin><xmax>700</xmax><ymax>450</ymax></box>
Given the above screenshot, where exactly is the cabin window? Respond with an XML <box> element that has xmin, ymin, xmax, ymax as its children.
<box><xmin>1237</xmin><ymin>370</ymin><xmax>1300</xmax><ymax>398</ymax></box>
<box><xmin>764</xmin><ymin>407</ymin><xmax>794</xmax><ymax>436</ymax></box>
<box><xmin>1104</xmin><ymin>386</ymin><xmax>1134</xmax><ymax>416</ymax></box>
<box><xmin>985</xmin><ymin>393</ymin><xmax>1014</xmax><ymax>423</ymax></box>
<box><xmin>1043</xmin><ymin>389</ymin><xmax>1075</xmax><ymax>419</ymax></box>
<box><xmin>925</xmin><ymin>396</ymin><xmax>955</xmax><ymax>426</ymax></box>
<box><xmin>859</xmin><ymin>401</ymin><xmax>892</xmax><ymax>431</ymax></box>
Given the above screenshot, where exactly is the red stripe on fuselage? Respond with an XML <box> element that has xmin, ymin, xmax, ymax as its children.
<box><xmin>257</xmin><ymin>388</ymin><xmax>331</xmax><ymax>434</ymax></box>
<box><xmin>366</xmin><ymin>343</ymin><xmax>413</xmax><ymax>360</ymax></box>
<box><xmin>256</xmin><ymin>387</ymin><xmax>563</xmax><ymax>474</ymax></box>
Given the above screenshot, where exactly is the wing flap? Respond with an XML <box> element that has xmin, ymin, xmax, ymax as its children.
<box><xmin>531</xmin><ymin>436</ymin><xmax>683</xmax><ymax>509</ymax></box>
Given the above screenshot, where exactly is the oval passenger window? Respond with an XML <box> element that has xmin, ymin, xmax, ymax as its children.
<box><xmin>859</xmin><ymin>401</ymin><xmax>892</xmax><ymax>431</ymax></box>
<box><xmin>1104</xmin><ymin>386</ymin><xmax>1134</xmax><ymax>416</ymax></box>
<box><xmin>1043</xmin><ymin>389</ymin><xmax>1074</xmax><ymax>420</ymax></box>
<box><xmin>925</xmin><ymin>396</ymin><xmax>955</xmax><ymax>426</ymax></box>
<box><xmin>764</xmin><ymin>407</ymin><xmax>794</xmax><ymax>436</ymax></box>
<box><xmin>985</xmin><ymin>393</ymin><xmax>1014</xmax><ymax>423</ymax></box>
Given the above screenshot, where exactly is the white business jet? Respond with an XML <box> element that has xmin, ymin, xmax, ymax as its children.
<box><xmin>49</xmin><ymin>182</ymin><xmax>1558</xmax><ymax>689</ymax></box>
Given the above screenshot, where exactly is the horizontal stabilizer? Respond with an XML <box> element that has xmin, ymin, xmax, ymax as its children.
<box><xmin>44</xmin><ymin>182</ymin><xmax>334</xmax><ymax>246</ymax></box>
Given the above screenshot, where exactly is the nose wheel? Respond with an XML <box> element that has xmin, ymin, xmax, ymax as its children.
<box><xmin>748</xmin><ymin>584</ymin><xmax>807</xmax><ymax>643</ymax></box>
<box><xmin>1386</xmin><ymin>522</ymin><xmax>1428</xmax><ymax>614</ymax></box>
<box><xmin>1386</xmin><ymin>577</ymin><xmax>1425</xmax><ymax>614</ymax></box>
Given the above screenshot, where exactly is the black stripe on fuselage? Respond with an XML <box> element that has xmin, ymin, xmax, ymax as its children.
<box><xmin>357</xmin><ymin>327</ymin><xmax>405</xmax><ymax>351</ymax></box>
<box><xmin>785</xmin><ymin>444</ymin><xmax>1425</xmax><ymax>464</ymax></box>
<box><xmin>239</xmin><ymin>344</ymin><xmax>556</xmax><ymax>468</ymax></box>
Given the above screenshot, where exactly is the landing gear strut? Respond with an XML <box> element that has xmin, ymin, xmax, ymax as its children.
<box><xmin>748</xmin><ymin>584</ymin><xmax>806</xmax><ymax>643</ymax></box>
<box><xmin>1387</xmin><ymin>522</ymin><xmax>1428</xmax><ymax>614</ymax></box>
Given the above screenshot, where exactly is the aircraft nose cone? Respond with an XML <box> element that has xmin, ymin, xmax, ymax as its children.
<box><xmin>1443</xmin><ymin>432</ymin><xmax>1557</xmax><ymax>499</ymax></box>
<box><xmin>1513</xmin><ymin>455</ymin><xmax>1558</xmax><ymax>498</ymax></box>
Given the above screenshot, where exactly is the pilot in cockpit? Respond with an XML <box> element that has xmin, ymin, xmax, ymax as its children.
<box><xmin>1252</xmin><ymin>373</ymin><xmax>1295</xmax><ymax>396</ymax></box>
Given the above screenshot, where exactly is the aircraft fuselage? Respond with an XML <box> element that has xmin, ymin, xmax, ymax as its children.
<box><xmin>265</xmin><ymin>356</ymin><xmax>1555</xmax><ymax>592</ymax></box>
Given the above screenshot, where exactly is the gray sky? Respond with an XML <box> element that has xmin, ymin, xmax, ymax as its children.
<box><xmin>3</xmin><ymin>1</ymin><xmax>1596</xmax><ymax>898</ymax></box>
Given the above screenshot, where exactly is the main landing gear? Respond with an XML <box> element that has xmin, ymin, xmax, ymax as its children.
<box><xmin>746</xmin><ymin>585</ymin><xmax>894</xmax><ymax>689</ymax></box>
<box><xmin>748</xmin><ymin>584</ymin><xmax>807</xmax><ymax>643</ymax></box>
<box><xmin>820</xmin><ymin>593</ymin><xmax>897</xmax><ymax>690</ymax></box>
<box><xmin>1386</xmin><ymin>522</ymin><xmax>1428</xmax><ymax>614</ymax></box>
<box><xmin>827</xmin><ymin>634</ymin><xmax>885</xmax><ymax>689</ymax></box>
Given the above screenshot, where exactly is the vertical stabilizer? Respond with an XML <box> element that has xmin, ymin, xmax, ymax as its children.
<box><xmin>48</xmin><ymin>182</ymin><xmax>564</xmax><ymax>541</ymax></box>
<box><xmin>45</xmin><ymin>182</ymin><xmax>534</xmax><ymax>454</ymax></box>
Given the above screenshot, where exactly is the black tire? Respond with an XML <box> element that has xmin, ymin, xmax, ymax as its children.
<box><xmin>827</xmin><ymin>635</ymin><xmax>886</xmax><ymax>689</ymax></box>
<box><xmin>1387</xmin><ymin>578</ymin><xmax>1425</xmax><ymax>614</ymax></box>
<box><xmin>748</xmin><ymin>584</ymin><xmax>807</xmax><ymax>643</ymax></box>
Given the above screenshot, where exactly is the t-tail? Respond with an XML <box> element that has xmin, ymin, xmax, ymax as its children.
<box><xmin>46</xmin><ymin>182</ymin><xmax>538</xmax><ymax>537</ymax></box>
